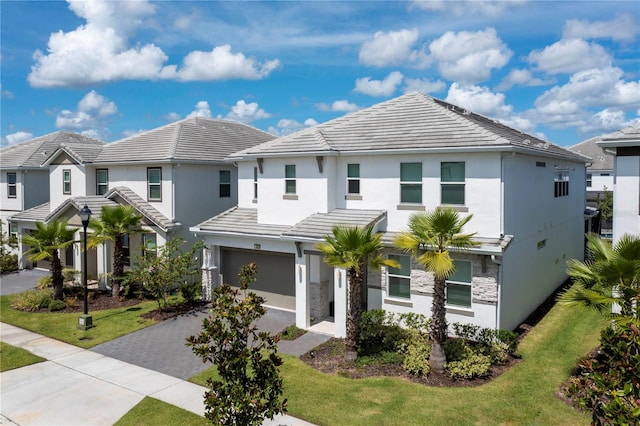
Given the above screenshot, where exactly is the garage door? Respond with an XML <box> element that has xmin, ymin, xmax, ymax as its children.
<box><xmin>221</xmin><ymin>248</ymin><xmax>295</xmax><ymax>311</ymax></box>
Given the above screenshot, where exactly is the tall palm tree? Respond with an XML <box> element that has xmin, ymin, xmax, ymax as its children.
<box><xmin>23</xmin><ymin>220</ymin><xmax>78</xmax><ymax>300</ymax></box>
<box><xmin>393</xmin><ymin>208</ymin><xmax>478</xmax><ymax>374</ymax></box>
<box><xmin>317</xmin><ymin>225</ymin><xmax>399</xmax><ymax>357</ymax></box>
<box><xmin>559</xmin><ymin>233</ymin><xmax>640</xmax><ymax>325</ymax></box>
<box><xmin>88</xmin><ymin>205</ymin><xmax>143</xmax><ymax>298</ymax></box>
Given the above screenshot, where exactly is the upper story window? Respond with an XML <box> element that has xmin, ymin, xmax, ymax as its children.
<box><xmin>586</xmin><ymin>173</ymin><xmax>592</xmax><ymax>188</ymax></box>
<box><xmin>400</xmin><ymin>162</ymin><xmax>422</xmax><ymax>203</ymax></box>
<box><xmin>96</xmin><ymin>169</ymin><xmax>108</xmax><ymax>196</ymax></box>
<box><xmin>285</xmin><ymin>165</ymin><xmax>296</xmax><ymax>194</ymax></box>
<box><xmin>147</xmin><ymin>167</ymin><xmax>162</xmax><ymax>201</ymax></box>
<box><xmin>253</xmin><ymin>167</ymin><xmax>258</xmax><ymax>200</ymax></box>
<box><xmin>441</xmin><ymin>162</ymin><xmax>465</xmax><ymax>205</ymax></box>
<box><xmin>446</xmin><ymin>260</ymin><xmax>472</xmax><ymax>308</ymax></box>
<box><xmin>388</xmin><ymin>254</ymin><xmax>411</xmax><ymax>299</ymax></box>
<box><xmin>7</xmin><ymin>172</ymin><xmax>16</xmax><ymax>198</ymax></box>
<box><xmin>554</xmin><ymin>168</ymin><xmax>569</xmax><ymax>197</ymax></box>
<box><xmin>219</xmin><ymin>170</ymin><xmax>231</xmax><ymax>198</ymax></box>
<box><xmin>63</xmin><ymin>169</ymin><xmax>71</xmax><ymax>195</ymax></box>
<box><xmin>347</xmin><ymin>163</ymin><xmax>360</xmax><ymax>194</ymax></box>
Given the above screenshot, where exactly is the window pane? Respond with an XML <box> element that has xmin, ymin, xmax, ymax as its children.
<box><xmin>401</xmin><ymin>163</ymin><xmax>421</xmax><ymax>182</ymax></box>
<box><xmin>348</xmin><ymin>179</ymin><xmax>360</xmax><ymax>194</ymax></box>
<box><xmin>220</xmin><ymin>184</ymin><xmax>231</xmax><ymax>197</ymax></box>
<box><xmin>388</xmin><ymin>255</ymin><xmax>411</xmax><ymax>276</ymax></box>
<box><xmin>447</xmin><ymin>283</ymin><xmax>471</xmax><ymax>307</ymax></box>
<box><xmin>286</xmin><ymin>180</ymin><xmax>296</xmax><ymax>194</ymax></box>
<box><xmin>220</xmin><ymin>170</ymin><xmax>231</xmax><ymax>183</ymax></box>
<box><xmin>348</xmin><ymin>163</ymin><xmax>359</xmax><ymax>178</ymax></box>
<box><xmin>285</xmin><ymin>165</ymin><xmax>296</xmax><ymax>179</ymax></box>
<box><xmin>449</xmin><ymin>260</ymin><xmax>471</xmax><ymax>283</ymax></box>
<box><xmin>97</xmin><ymin>170</ymin><xmax>108</xmax><ymax>184</ymax></box>
<box><xmin>441</xmin><ymin>162</ymin><xmax>465</xmax><ymax>182</ymax></box>
<box><xmin>441</xmin><ymin>184</ymin><xmax>465</xmax><ymax>205</ymax></box>
<box><xmin>7</xmin><ymin>173</ymin><xmax>16</xmax><ymax>184</ymax></box>
<box><xmin>389</xmin><ymin>276</ymin><xmax>411</xmax><ymax>298</ymax></box>
<box><xmin>148</xmin><ymin>168</ymin><xmax>161</xmax><ymax>184</ymax></box>
<box><xmin>401</xmin><ymin>184</ymin><xmax>422</xmax><ymax>203</ymax></box>
<box><xmin>149</xmin><ymin>185</ymin><xmax>161</xmax><ymax>200</ymax></box>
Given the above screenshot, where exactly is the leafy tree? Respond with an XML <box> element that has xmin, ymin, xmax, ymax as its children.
<box><xmin>0</xmin><ymin>222</ymin><xmax>18</xmax><ymax>274</ymax></box>
<box><xmin>559</xmin><ymin>233</ymin><xmax>640</xmax><ymax>325</ymax></box>
<box><xmin>88</xmin><ymin>205</ymin><xmax>142</xmax><ymax>298</ymax></box>
<box><xmin>393</xmin><ymin>208</ymin><xmax>478</xmax><ymax>374</ymax></box>
<box><xmin>22</xmin><ymin>220</ymin><xmax>77</xmax><ymax>300</ymax></box>
<box><xmin>125</xmin><ymin>238</ymin><xmax>203</xmax><ymax>310</ymax></box>
<box><xmin>316</xmin><ymin>225</ymin><xmax>399</xmax><ymax>357</ymax></box>
<box><xmin>186</xmin><ymin>263</ymin><xmax>287</xmax><ymax>425</ymax></box>
<box><xmin>598</xmin><ymin>187</ymin><xmax>613</xmax><ymax>222</ymax></box>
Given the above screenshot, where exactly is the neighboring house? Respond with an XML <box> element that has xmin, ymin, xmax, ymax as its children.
<box><xmin>597</xmin><ymin>124</ymin><xmax>640</xmax><ymax>243</ymax></box>
<box><xmin>10</xmin><ymin>118</ymin><xmax>275</xmax><ymax>288</ymax></box>
<box><xmin>191</xmin><ymin>92</ymin><xmax>590</xmax><ymax>337</ymax></box>
<box><xmin>1</xmin><ymin>132</ymin><xmax>106</xmax><ymax>255</ymax></box>
<box><xmin>569</xmin><ymin>135</ymin><xmax>615</xmax><ymax>233</ymax></box>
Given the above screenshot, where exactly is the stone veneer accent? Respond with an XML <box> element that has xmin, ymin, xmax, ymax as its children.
<box><xmin>310</xmin><ymin>280</ymin><xmax>330</xmax><ymax>320</ymax></box>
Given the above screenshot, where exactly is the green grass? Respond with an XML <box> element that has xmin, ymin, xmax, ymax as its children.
<box><xmin>0</xmin><ymin>295</ymin><xmax>159</xmax><ymax>349</ymax></box>
<box><xmin>0</xmin><ymin>341</ymin><xmax>46</xmax><ymax>371</ymax></box>
<box><xmin>114</xmin><ymin>397</ymin><xmax>209</xmax><ymax>426</ymax></box>
<box><xmin>190</xmin><ymin>302</ymin><xmax>607</xmax><ymax>426</ymax></box>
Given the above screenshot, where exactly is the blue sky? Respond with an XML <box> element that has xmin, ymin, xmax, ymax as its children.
<box><xmin>1</xmin><ymin>0</ymin><xmax>638</xmax><ymax>147</ymax></box>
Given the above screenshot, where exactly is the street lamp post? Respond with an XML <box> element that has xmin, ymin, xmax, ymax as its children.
<box><xmin>77</xmin><ymin>204</ymin><xmax>94</xmax><ymax>330</ymax></box>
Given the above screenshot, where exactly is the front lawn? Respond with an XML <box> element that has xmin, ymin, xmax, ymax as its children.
<box><xmin>114</xmin><ymin>397</ymin><xmax>209</xmax><ymax>426</ymax></box>
<box><xmin>0</xmin><ymin>341</ymin><xmax>46</xmax><ymax>371</ymax></box>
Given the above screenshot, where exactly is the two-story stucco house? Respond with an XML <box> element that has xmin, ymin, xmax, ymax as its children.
<box><xmin>597</xmin><ymin>124</ymin><xmax>640</xmax><ymax>243</ymax></box>
<box><xmin>1</xmin><ymin>132</ymin><xmax>106</xmax><ymax>250</ymax></box>
<box><xmin>10</xmin><ymin>118</ymin><xmax>275</xmax><ymax>288</ymax></box>
<box><xmin>191</xmin><ymin>92</ymin><xmax>589</xmax><ymax>337</ymax></box>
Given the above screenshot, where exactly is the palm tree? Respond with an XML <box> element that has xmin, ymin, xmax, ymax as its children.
<box><xmin>88</xmin><ymin>205</ymin><xmax>143</xmax><ymax>298</ymax></box>
<box><xmin>317</xmin><ymin>225</ymin><xmax>399</xmax><ymax>357</ymax></box>
<box><xmin>23</xmin><ymin>220</ymin><xmax>78</xmax><ymax>300</ymax></box>
<box><xmin>393</xmin><ymin>208</ymin><xmax>478</xmax><ymax>374</ymax></box>
<box><xmin>559</xmin><ymin>233</ymin><xmax>640</xmax><ymax>325</ymax></box>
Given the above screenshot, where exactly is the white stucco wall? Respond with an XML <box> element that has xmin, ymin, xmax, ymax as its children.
<box><xmin>49</xmin><ymin>163</ymin><xmax>87</xmax><ymax>211</ymax></box>
<box><xmin>613</xmin><ymin>155</ymin><xmax>640</xmax><ymax>241</ymax></box>
<box><xmin>1</xmin><ymin>170</ymin><xmax>24</xmax><ymax>214</ymax></box>
<box><xmin>588</xmin><ymin>172</ymin><xmax>614</xmax><ymax>192</ymax></box>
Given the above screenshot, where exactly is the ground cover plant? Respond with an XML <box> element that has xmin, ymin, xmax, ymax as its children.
<box><xmin>0</xmin><ymin>342</ymin><xmax>46</xmax><ymax>372</ymax></box>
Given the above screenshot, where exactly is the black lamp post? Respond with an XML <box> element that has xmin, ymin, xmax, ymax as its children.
<box><xmin>77</xmin><ymin>204</ymin><xmax>94</xmax><ymax>330</ymax></box>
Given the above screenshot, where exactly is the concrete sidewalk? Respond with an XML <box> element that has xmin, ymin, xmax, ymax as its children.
<box><xmin>0</xmin><ymin>323</ymin><xmax>315</xmax><ymax>426</ymax></box>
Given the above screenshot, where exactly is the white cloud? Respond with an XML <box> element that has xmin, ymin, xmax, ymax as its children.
<box><xmin>55</xmin><ymin>90</ymin><xmax>116</xmax><ymax>139</ymax></box>
<box><xmin>528</xmin><ymin>39</ymin><xmax>612</xmax><ymax>75</ymax></box>
<box><xmin>563</xmin><ymin>14</ymin><xmax>640</xmax><ymax>42</ymax></box>
<box><xmin>428</xmin><ymin>28</ymin><xmax>512</xmax><ymax>84</ymax></box>
<box><xmin>224</xmin><ymin>100</ymin><xmax>270</xmax><ymax>123</ymax></box>
<box><xmin>1</xmin><ymin>89</ymin><xmax>14</xmax><ymax>99</ymax></box>
<box><xmin>268</xmin><ymin>118</ymin><xmax>318</xmax><ymax>136</ymax></box>
<box><xmin>359</xmin><ymin>29</ymin><xmax>421</xmax><ymax>67</ymax></box>
<box><xmin>165</xmin><ymin>112</ymin><xmax>181</xmax><ymax>122</ymax></box>
<box><xmin>315</xmin><ymin>100</ymin><xmax>360</xmax><ymax>112</ymax></box>
<box><xmin>496</xmin><ymin>69</ymin><xmax>554</xmax><ymax>91</ymax></box>
<box><xmin>412</xmin><ymin>0</ymin><xmax>527</xmax><ymax>17</ymax></box>
<box><xmin>67</xmin><ymin>0</ymin><xmax>156</xmax><ymax>35</ymax></box>
<box><xmin>354</xmin><ymin>71</ymin><xmax>404</xmax><ymax>97</ymax></box>
<box><xmin>121</xmin><ymin>129</ymin><xmax>146</xmax><ymax>138</ymax></box>
<box><xmin>160</xmin><ymin>45</ymin><xmax>281</xmax><ymax>81</ymax></box>
<box><xmin>186</xmin><ymin>101</ymin><xmax>212</xmax><ymax>118</ymax></box>
<box><xmin>579</xmin><ymin>108</ymin><xmax>634</xmax><ymax>133</ymax></box>
<box><xmin>2</xmin><ymin>131</ymin><xmax>34</xmax><ymax>146</ymax></box>
<box><xmin>402</xmin><ymin>77</ymin><xmax>446</xmax><ymax>94</ymax></box>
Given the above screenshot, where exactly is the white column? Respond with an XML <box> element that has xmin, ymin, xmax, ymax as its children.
<box><xmin>201</xmin><ymin>244</ymin><xmax>218</xmax><ymax>301</ymax></box>
<box><xmin>295</xmin><ymin>255</ymin><xmax>310</xmax><ymax>330</ymax></box>
<box><xmin>333</xmin><ymin>267</ymin><xmax>347</xmax><ymax>338</ymax></box>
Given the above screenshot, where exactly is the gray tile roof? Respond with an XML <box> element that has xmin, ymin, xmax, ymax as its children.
<box><xmin>381</xmin><ymin>232</ymin><xmax>513</xmax><ymax>255</ymax></box>
<box><xmin>45</xmin><ymin>196</ymin><xmax>121</xmax><ymax>223</ymax></box>
<box><xmin>94</xmin><ymin>118</ymin><xmax>276</xmax><ymax>164</ymax></box>
<box><xmin>601</xmin><ymin>123</ymin><xmax>640</xmax><ymax>144</ymax></box>
<box><xmin>230</xmin><ymin>92</ymin><xmax>588</xmax><ymax>163</ymax></box>
<box><xmin>568</xmin><ymin>136</ymin><xmax>614</xmax><ymax>171</ymax></box>
<box><xmin>9</xmin><ymin>203</ymin><xmax>51</xmax><ymax>222</ymax></box>
<box><xmin>281</xmin><ymin>209</ymin><xmax>386</xmax><ymax>241</ymax></box>
<box><xmin>0</xmin><ymin>132</ymin><xmax>105</xmax><ymax>170</ymax></box>
<box><xmin>45</xmin><ymin>143</ymin><xmax>106</xmax><ymax>165</ymax></box>
<box><xmin>194</xmin><ymin>207</ymin><xmax>290</xmax><ymax>238</ymax></box>
<box><xmin>105</xmin><ymin>186</ymin><xmax>180</xmax><ymax>231</ymax></box>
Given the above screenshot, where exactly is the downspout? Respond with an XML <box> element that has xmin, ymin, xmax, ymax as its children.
<box><xmin>171</xmin><ymin>164</ymin><xmax>177</xmax><ymax>222</ymax></box>
<box><xmin>492</xmin><ymin>255</ymin><xmax>502</xmax><ymax>329</ymax></box>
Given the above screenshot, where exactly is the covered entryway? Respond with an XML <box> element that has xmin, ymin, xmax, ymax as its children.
<box><xmin>221</xmin><ymin>248</ymin><xmax>295</xmax><ymax>310</ymax></box>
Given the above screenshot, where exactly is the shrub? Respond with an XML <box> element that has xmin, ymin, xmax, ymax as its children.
<box><xmin>450</xmin><ymin>322</ymin><xmax>519</xmax><ymax>364</ymax></box>
<box><xmin>48</xmin><ymin>299</ymin><xmax>67</xmax><ymax>311</ymax></box>
<box><xmin>179</xmin><ymin>280</ymin><xmax>200</xmax><ymax>305</ymax></box>
<box><xmin>64</xmin><ymin>295</ymin><xmax>79</xmax><ymax>308</ymax></box>
<box><xmin>0</xmin><ymin>253</ymin><xmax>18</xmax><ymax>274</ymax></box>
<box><xmin>62</xmin><ymin>268</ymin><xmax>79</xmax><ymax>284</ymax></box>
<box><xmin>359</xmin><ymin>309</ymin><xmax>406</xmax><ymax>355</ymax></box>
<box><xmin>448</xmin><ymin>351</ymin><xmax>492</xmax><ymax>380</ymax></box>
<box><xmin>355</xmin><ymin>351</ymin><xmax>404</xmax><ymax>368</ymax></box>
<box><xmin>444</xmin><ymin>338</ymin><xmax>468</xmax><ymax>362</ymax></box>
<box><xmin>399</xmin><ymin>329</ymin><xmax>431</xmax><ymax>377</ymax></box>
<box><xmin>37</xmin><ymin>275</ymin><xmax>52</xmax><ymax>290</ymax></box>
<box><xmin>564</xmin><ymin>324</ymin><xmax>640</xmax><ymax>425</ymax></box>
<box><xmin>10</xmin><ymin>289</ymin><xmax>52</xmax><ymax>311</ymax></box>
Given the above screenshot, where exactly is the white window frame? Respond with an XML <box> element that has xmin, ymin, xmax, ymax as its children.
<box><xmin>96</xmin><ymin>169</ymin><xmax>108</xmax><ymax>196</ymax></box>
<box><xmin>440</xmin><ymin>162</ymin><xmax>465</xmax><ymax>205</ymax></box>
<box><xmin>253</xmin><ymin>167</ymin><xmax>258</xmax><ymax>200</ymax></box>
<box><xmin>400</xmin><ymin>162</ymin><xmax>422</xmax><ymax>204</ymax></box>
<box><xmin>347</xmin><ymin>163</ymin><xmax>360</xmax><ymax>195</ymax></box>
<box><xmin>285</xmin><ymin>164</ymin><xmax>296</xmax><ymax>194</ymax></box>
<box><xmin>147</xmin><ymin>167</ymin><xmax>162</xmax><ymax>201</ymax></box>
<box><xmin>7</xmin><ymin>172</ymin><xmax>16</xmax><ymax>198</ymax></box>
<box><xmin>63</xmin><ymin>169</ymin><xmax>71</xmax><ymax>195</ymax></box>
<box><xmin>219</xmin><ymin>170</ymin><xmax>231</xmax><ymax>198</ymax></box>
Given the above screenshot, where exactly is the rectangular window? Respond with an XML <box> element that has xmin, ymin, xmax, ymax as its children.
<box><xmin>96</xmin><ymin>169</ymin><xmax>108</xmax><ymax>195</ymax></box>
<box><xmin>285</xmin><ymin>164</ymin><xmax>296</xmax><ymax>194</ymax></box>
<box><xmin>400</xmin><ymin>162</ymin><xmax>422</xmax><ymax>203</ymax></box>
<box><xmin>388</xmin><ymin>254</ymin><xmax>411</xmax><ymax>299</ymax></box>
<box><xmin>441</xmin><ymin>162</ymin><xmax>465</xmax><ymax>205</ymax></box>
<box><xmin>63</xmin><ymin>169</ymin><xmax>71</xmax><ymax>194</ymax></box>
<box><xmin>219</xmin><ymin>170</ymin><xmax>231</xmax><ymax>198</ymax></box>
<box><xmin>122</xmin><ymin>234</ymin><xmax>130</xmax><ymax>266</ymax></box>
<box><xmin>536</xmin><ymin>161</ymin><xmax>546</xmax><ymax>168</ymax></box>
<box><xmin>7</xmin><ymin>172</ymin><xmax>16</xmax><ymax>198</ymax></box>
<box><xmin>9</xmin><ymin>222</ymin><xmax>18</xmax><ymax>240</ymax></box>
<box><xmin>446</xmin><ymin>260</ymin><xmax>472</xmax><ymax>308</ymax></box>
<box><xmin>537</xmin><ymin>239</ymin><xmax>547</xmax><ymax>249</ymax></box>
<box><xmin>586</xmin><ymin>173</ymin><xmax>592</xmax><ymax>188</ymax></box>
<box><xmin>253</xmin><ymin>167</ymin><xmax>258</xmax><ymax>200</ymax></box>
<box><xmin>554</xmin><ymin>168</ymin><xmax>569</xmax><ymax>197</ymax></box>
<box><xmin>147</xmin><ymin>167</ymin><xmax>162</xmax><ymax>201</ymax></box>
<box><xmin>347</xmin><ymin>163</ymin><xmax>360</xmax><ymax>194</ymax></box>
<box><xmin>142</xmin><ymin>233</ymin><xmax>157</xmax><ymax>258</ymax></box>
